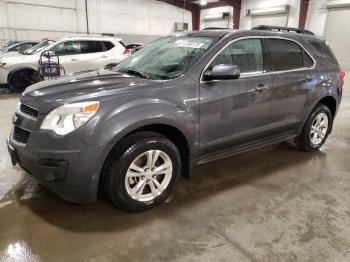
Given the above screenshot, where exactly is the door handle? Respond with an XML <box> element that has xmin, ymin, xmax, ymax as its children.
<box><xmin>302</xmin><ymin>74</ymin><xmax>313</xmax><ymax>82</ymax></box>
<box><xmin>70</xmin><ymin>58</ymin><xmax>78</xmax><ymax>62</ymax></box>
<box><xmin>101</xmin><ymin>55</ymin><xmax>108</xmax><ymax>58</ymax></box>
<box><xmin>255</xmin><ymin>84</ymin><xmax>269</xmax><ymax>93</ymax></box>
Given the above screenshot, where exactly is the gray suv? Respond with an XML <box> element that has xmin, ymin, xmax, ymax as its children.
<box><xmin>7</xmin><ymin>26</ymin><xmax>345</xmax><ymax>212</ymax></box>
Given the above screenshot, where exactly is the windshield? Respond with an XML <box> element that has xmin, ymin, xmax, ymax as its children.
<box><xmin>116</xmin><ymin>36</ymin><xmax>214</xmax><ymax>79</ymax></box>
<box><xmin>23</xmin><ymin>39</ymin><xmax>55</xmax><ymax>55</ymax></box>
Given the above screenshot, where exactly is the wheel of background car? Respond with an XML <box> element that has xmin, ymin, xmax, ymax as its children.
<box><xmin>295</xmin><ymin>104</ymin><xmax>332</xmax><ymax>151</ymax></box>
<box><xmin>103</xmin><ymin>131</ymin><xmax>181</xmax><ymax>212</ymax></box>
<box><xmin>9</xmin><ymin>70</ymin><xmax>41</xmax><ymax>90</ymax></box>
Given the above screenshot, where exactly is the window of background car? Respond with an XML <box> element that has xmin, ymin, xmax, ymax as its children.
<box><xmin>268</xmin><ymin>39</ymin><xmax>308</xmax><ymax>71</ymax></box>
<box><xmin>79</xmin><ymin>41</ymin><xmax>104</xmax><ymax>53</ymax></box>
<box><xmin>102</xmin><ymin>41</ymin><xmax>115</xmax><ymax>51</ymax></box>
<box><xmin>51</xmin><ymin>41</ymin><xmax>80</xmax><ymax>56</ymax></box>
<box><xmin>9</xmin><ymin>44</ymin><xmax>20</xmax><ymax>52</ymax></box>
<box><xmin>24</xmin><ymin>39</ymin><xmax>55</xmax><ymax>55</ymax></box>
<box><xmin>116</xmin><ymin>36</ymin><xmax>215</xmax><ymax>79</ymax></box>
<box><xmin>209</xmin><ymin>38</ymin><xmax>264</xmax><ymax>74</ymax></box>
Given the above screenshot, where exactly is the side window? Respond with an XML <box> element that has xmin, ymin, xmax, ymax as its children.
<box><xmin>210</xmin><ymin>39</ymin><xmax>264</xmax><ymax>74</ymax></box>
<box><xmin>51</xmin><ymin>41</ymin><xmax>80</xmax><ymax>56</ymax></box>
<box><xmin>10</xmin><ymin>45</ymin><xmax>22</xmax><ymax>51</ymax></box>
<box><xmin>19</xmin><ymin>44</ymin><xmax>30</xmax><ymax>51</ymax></box>
<box><xmin>268</xmin><ymin>39</ymin><xmax>305</xmax><ymax>71</ymax></box>
<box><xmin>302</xmin><ymin>49</ymin><xmax>314</xmax><ymax>67</ymax></box>
<box><xmin>79</xmin><ymin>41</ymin><xmax>103</xmax><ymax>54</ymax></box>
<box><xmin>102</xmin><ymin>41</ymin><xmax>115</xmax><ymax>51</ymax></box>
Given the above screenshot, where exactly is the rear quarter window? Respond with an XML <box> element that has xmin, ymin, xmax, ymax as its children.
<box><xmin>102</xmin><ymin>41</ymin><xmax>115</xmax><ymax>51</ymax></box>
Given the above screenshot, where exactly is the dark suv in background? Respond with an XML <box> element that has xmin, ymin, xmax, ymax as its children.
<box><xmin>7</xmin><ymin>26</ymin><xmax>345</xmax><ymax>212</ymax></box>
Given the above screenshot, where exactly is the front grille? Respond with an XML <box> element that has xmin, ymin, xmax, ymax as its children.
<box><xmin>19</xmin><ymin>103</ymin><xmax>38</xmax><ymax>119</ymax></box>
<box><xmin>13</xmin><ymin>126</ymin><xmax>31</xmax><ymax>144</ymax></box>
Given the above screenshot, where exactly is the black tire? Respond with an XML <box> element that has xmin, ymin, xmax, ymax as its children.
<box><xmin>103</xmin><ymin>132</ymin><xmax>181</xmax><ymax>212</ymax></box>
<box><xmin>295</xmin><ymin>104</ymin><xmax>333</xmax><ymax>151</ymax></box>
<box><xmin>8</xmin><ymin>70</ymin><xmax>41</xmax><ymax>91</ymax></box>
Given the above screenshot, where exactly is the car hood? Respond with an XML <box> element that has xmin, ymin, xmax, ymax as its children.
<box><xmin>21</xmin><ymin>69</ymin><xmax>164</xmax><ymax>112</ymax></box>
<box><xmin>0</xmin><ymin>53</ymin><xmax>36</xmax><ymax>64</ymax></box>
<box><xmin>0</xmin><ymin>51</ymin><xmax>20</xmax><ymax>58</ymax></box>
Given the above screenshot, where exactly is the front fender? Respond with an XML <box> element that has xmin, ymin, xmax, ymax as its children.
<box><xmin>89</xmin><ymin>97</ymin><xmax>198</xmax><ymax>174</ymax></box>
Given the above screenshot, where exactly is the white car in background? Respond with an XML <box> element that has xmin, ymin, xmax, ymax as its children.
<box><xmin>0</xmin><ymin>35</ymin><xmax>126</xmax><ymax>89</ymax></box>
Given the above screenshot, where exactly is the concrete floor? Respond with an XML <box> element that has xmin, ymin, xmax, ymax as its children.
<box><xmin>0</xmin><ymin>78</ymin><xmax>350</xmax><ymax>262</ymax></box>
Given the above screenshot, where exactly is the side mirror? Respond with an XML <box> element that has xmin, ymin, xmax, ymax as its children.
<box><xmin>204</xmin><ymin>64</ymin><xmax>240</xmax><ymax>80</ymax></box>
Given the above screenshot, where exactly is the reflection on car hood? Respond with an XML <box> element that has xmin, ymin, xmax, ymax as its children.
<box><xmin>22</xmin><ymin>69</ymin><xmax>164</xmax><ymax>104</ymax></box>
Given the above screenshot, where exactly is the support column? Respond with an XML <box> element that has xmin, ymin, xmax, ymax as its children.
<box><xmin>299</xmin><ymin>0</ymin><xmax>309</xmax><ymax>29</ymax></box>
<box><xmin>191</xmin><ymin>8</ymin><xmax>200</xmax><ymax>30</ymax></box>
<box><xmin>233</xmin><ymin>0</ymin><xmax>241</xmax><ymax>29</ymax></box>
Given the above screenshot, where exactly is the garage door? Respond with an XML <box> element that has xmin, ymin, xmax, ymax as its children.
<box><xmin>324</xmin><ymin>8</ymin><xmax>350</xmax><ymax>70</ymax></box>
<box><xmin>251</xmin><ymin>14</ymin><xmax>288</xmax><ymax>28</ymax></box>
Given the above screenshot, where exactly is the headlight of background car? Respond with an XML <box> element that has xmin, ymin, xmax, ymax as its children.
<box><xmin>40</xmin><ymin>101</ymin><xmax>99</xmax><ymax>135</ymax></box>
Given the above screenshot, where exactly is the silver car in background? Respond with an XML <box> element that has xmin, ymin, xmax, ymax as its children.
<box><xmin>0</xmin><ymin>35</ymin><xmax>126</xmax><ymax>89</ymax></box>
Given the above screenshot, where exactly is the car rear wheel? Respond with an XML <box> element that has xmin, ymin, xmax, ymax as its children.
<box><xmin>103</xmin><ymin>132</ymin><xmax>181</xmax><ymax>212</ymax></box>
<box><xmin>295</xmin><ymin>104</ymin><xmax>333</xmax><ymax>151</ymax></box>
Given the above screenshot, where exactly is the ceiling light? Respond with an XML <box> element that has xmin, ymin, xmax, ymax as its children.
<box><xmin>200</xmin><ymin>0</ymin><xmax>207</xmax><ymax>6</ymax></box>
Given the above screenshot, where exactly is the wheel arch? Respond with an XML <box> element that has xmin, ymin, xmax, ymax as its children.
<box><xmin>101</xmin><ymin>123</ymin><xmax>192</xmax><ymax>179</ymax></box>
<box><xmin>96</xmin><ymin>122</ymin><xmax>192</xmax><ymax>200</ymax></box>
<box><xmin>7</xmin><ymin>67</ymin><xmax>40</xmax><ymax>85</ymax></box>
<box><xmin>318</xmin><ymin>96</ymin><xmax>337</xmax><ymax>119</ymax></box>
<box><xmin>301</xmin><ymin>95</ymin><xmax>338</xmax><ymax>135</ymax></box>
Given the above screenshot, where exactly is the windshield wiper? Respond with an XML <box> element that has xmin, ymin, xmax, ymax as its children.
<box><xmin>120</xmin><ymin>68</ymin><xmax>150</xmax><ymax>79</ymax></box>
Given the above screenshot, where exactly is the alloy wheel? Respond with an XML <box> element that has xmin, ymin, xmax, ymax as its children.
<box><xmin>125</xmin><ymin>150</ymin><xmax>173</xmax><ymax>202</ymax></box>
<box><xmin>310</xmin><ymin>112</ymin><xmax>329</xmax><ymax>145</ymax></box>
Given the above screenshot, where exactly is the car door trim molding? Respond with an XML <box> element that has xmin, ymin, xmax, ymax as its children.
<box><xmin>200</xmin><ymin>36</ymin><xmax>316</xmax><ymax>83</ymax></box>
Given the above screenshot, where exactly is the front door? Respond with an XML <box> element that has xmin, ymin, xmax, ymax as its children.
<box><xmin>199</xmin><ymin>38</ymin><xmax>272</xmax><ymax>155</ymax></box>
<box><xmin>50</xmin><ymin>40</ymin><xmax>82</xmax><ymax>74</ymax></box>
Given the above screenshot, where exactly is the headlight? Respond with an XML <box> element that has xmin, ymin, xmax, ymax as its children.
<box><xmin>40</xmin><ymin>101</ymin><xmax>99</xmax><ymax>135</ymax></box>
<box><xmin>0</xmin><ymin>63</ymin><xmax>6</xmax><ymax>68</ymax></box>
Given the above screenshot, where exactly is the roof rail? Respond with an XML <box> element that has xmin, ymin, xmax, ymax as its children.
<box><xmin>203</xmin><ymin>27</ymin><xmax>228</xmax><ymax>30</ymax></box>
<box><xmin>251</xmin><ymin>25</ymin><xmax>315</xmax><ymax>35</ymax></box>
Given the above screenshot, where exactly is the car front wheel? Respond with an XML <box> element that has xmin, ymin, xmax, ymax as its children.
<box><xmin>103</xmin><ymin>132</ymin><xmax>181</xmax><ymax>212</ymax></box>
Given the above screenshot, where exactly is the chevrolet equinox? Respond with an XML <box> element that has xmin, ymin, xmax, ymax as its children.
<box><xmin>7</xmin><ymin>26</ymin><xmax>345</xmax><ymax>212</ymax></box>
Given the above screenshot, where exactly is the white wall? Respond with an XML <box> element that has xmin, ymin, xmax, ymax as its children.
<box><xmin>239</xmin><ymin>0</ymin><xmax>301</xmax><ymax>29</ymax></box>
<box><xmin>0</xmin><ymin>0</ymin><xmax>192</xmax><ymax>46</ymax></box>
<box><xmin>305</xmin><ymin>0</ymin><xmax>328</xmax><ymax>36</ymax></box>
<box><xmin>200</xmin><ymin>6</ymin><xmax>234</xmax><ymax>29</ymax></box>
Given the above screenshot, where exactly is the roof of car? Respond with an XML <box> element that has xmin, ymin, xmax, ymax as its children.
<box><xmin>177</xmin><ymin>29</ymin><xmax>236</xmax><ymax>38</ymax></box>
<box><xmin>49</xmin><ymin>35</ymin><xmax>122</xmax><ymax>42</ymax></box>
<box><xmin>178</xmin><ymin>28</ymin><xmax>323</xmax><ymax>42</ymax></box>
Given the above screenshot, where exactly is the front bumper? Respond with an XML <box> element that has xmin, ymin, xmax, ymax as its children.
<box><xmin>0</xmin><ymin>68</ymin><xmax>9</xmax><ymax>84</ymax></box>
<box><xmin>7</xmin><ymin>121</ymin><xmax>106</xmax><ymax>204</ymax></box>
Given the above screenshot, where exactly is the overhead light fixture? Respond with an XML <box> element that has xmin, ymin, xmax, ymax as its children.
<box><xmin>200</xmin><ymin>0</ymin><xmax>207</xmax><ymax>6</ymax></box>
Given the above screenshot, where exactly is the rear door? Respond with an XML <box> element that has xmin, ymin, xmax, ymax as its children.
<box><xmin>199</xmin><ymin>38</ymin><xmax>272</xmax><ymax>155</ymax></box>
<box><xmin>266</xmin><ymin>38</ymin><xmax>315</xmax><ymax>133</ymax></box>
<box><xmin>75</xmin><ymin>40</ymin><xmax>107</xmax><ymax>71</ymax></box>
